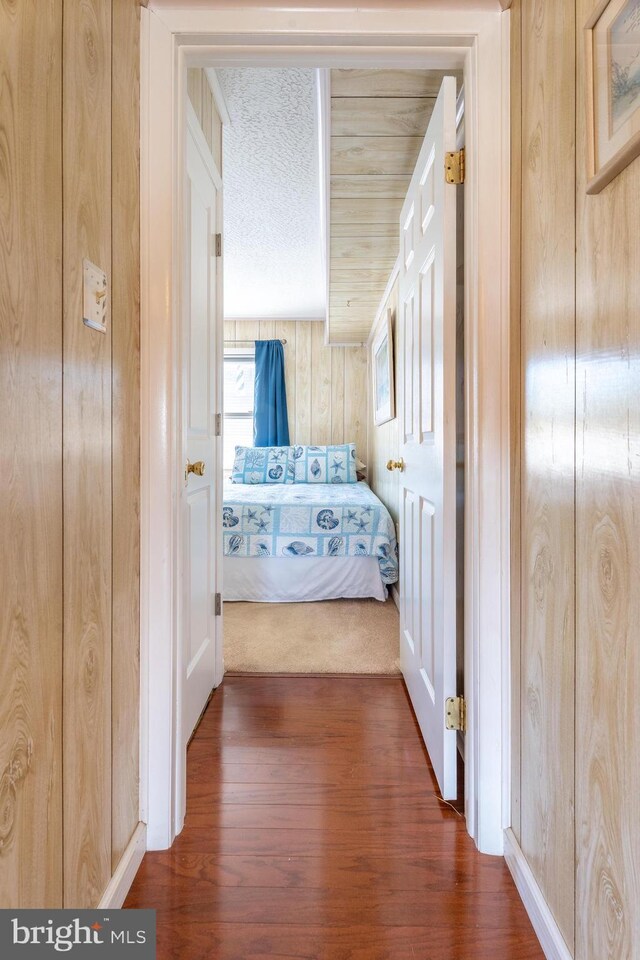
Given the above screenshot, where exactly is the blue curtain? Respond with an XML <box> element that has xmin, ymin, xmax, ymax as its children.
<box><xmin>253</xmin><ymin>339</ymin><xmax>290</xmax><ymax>446</ymax></box>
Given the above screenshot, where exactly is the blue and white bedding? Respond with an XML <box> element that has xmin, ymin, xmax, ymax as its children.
<box><xmin>223</xmin><ymin>480</ymin><xmax>399</xmax><ymax>585</ymax></box>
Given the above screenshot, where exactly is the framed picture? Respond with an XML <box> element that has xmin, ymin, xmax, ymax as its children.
<box><xmin>372</xmin><ymin>309</ymin><xmax>395</xmax><ymax>426</ymax></box>
<box><xmin>586</xmin><ymin>0</ymin><xmax>640</xmax><ymax>194</ymax></box>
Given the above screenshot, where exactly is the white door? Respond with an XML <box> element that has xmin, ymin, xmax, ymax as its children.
<box><xmin>398</xmin><ymin>76</ymin><xmax>459</xmax><ymax>800</ymax></box>
<box><xmin>180</xmin><ymin>117</ymin><xmax>223</xmax><ymax>762</ymax></box>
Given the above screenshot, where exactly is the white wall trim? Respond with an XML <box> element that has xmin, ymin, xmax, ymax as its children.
<box><xmin>141</xmin><ymin>3</ymin><xmax>510</xmax><ymax>858</ymax></box>
<box><xmin>504</xmin><ymin>829</ymin><xmax>573</xmax><ymax>960</ymax></box>
<box><xmin>97</xmin><ymin>824</ymin><xmax>147</xmax><ymax>909</ymax></box>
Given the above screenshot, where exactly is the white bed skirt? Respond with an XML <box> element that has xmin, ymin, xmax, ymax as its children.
<box><xmin>223</xmin><ymin>556</ymin><xmax>387</xmax><ymax>603</ymax></box>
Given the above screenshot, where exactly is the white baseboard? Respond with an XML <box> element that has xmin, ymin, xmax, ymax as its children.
<box><xmin>98</xmin><ymin>822</ymin><xmax>147</xmax><ymax>909</ymax></box>
<box><xmin>390</xmin><ymin>585</ymin><xmax>400</xmax><ymax>610</ymax></box>
<box><xmin>503</xmin><ymin>828</ymin><xmax>573</xmax><ymax>960</ymax></box>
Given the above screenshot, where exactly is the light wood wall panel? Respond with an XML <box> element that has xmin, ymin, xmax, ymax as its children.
<box><xmin>509</xmin><ymin>0</ymin><xmax>523</xmax><ymax>844</ymax></box>
<box><xmin>187</xmin><ymin>69</ymin><xmax>222</xmax><ymax>172</ymax></box>
<box><xmin>0</xmin><ymin>0</ymin><xmax>63</xmax><ymax>908</ymax></box>
<box><xmin>343</xmin><ymin>344</ymin><xmax>368</xmax><ymax>465</ymax></box>
<box><xmin>1</xmin><ymin>0</ymin><xmax>141</xmax><ymax>911</ymax></box>
<box><xmin>111</xmin><ymin>0</ymin><xmax>141</xmax><ymax>871</ymax></box>
<box><xmin>328</xmin><ymin>69</ymin><xmax>456</xmax><ymax>344</ymax></box>
<box><xmin>229</xmin><ymin>321</ymin><xmax>369</xmax><ymax>459</ymax></box>
<box><xmin>331</xmin><ymin>69</ymin><xmax>449</xmax><ymax>98</ymax></box>
<box><xmin>575</xmin><ymin>0</ymin><xmax>640</xmax><ymax>955</ymax></box>
<box><xmin>514</xmin><ymin>0</ymin><xmax>640</xmax><ymax>954</ymax></box>
<box><xmin>62</xmin><ymin>0</ymin><xmax>113</xmax><ymax>909</ymax></box>
<box><xmin>515</xmin><ymin>0</ymin><xmax>576</xmax><ymax>948</ymax></box>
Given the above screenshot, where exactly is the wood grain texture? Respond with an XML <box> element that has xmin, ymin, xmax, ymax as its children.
<box><xmin>509</xmin><ymin>0</ymin><xmax>523</xmax><ymax>845</ymax></box>
<box><xmin>331</xmin><ymin>136</ymin><xmax>424</xmax><ymax>176</ymax></box>
<box><xmin>575</xmin><ymin>0</ymin><xmax>640</xmax><ymax>955</ymax></box>
<box><xmin>368</xmin><ymin>278</ymin><xmax>400</xmax><ymax>528</ymax></box>
<box><xmin>330</xmin><ymin>175</ymin><xmax>410</xmax><ymax>199</ymax></box>
<box><xmin>125</xmin><ymin>676</ymin><xmax>543</xmax><ymax>959</ymax></box>
<box><xmin>331</xmin><ymin>198</ymin><xmax>402</xmax><ymax>224</ymax></box>
<box><xmin>330</xmin><ymin>347</ymin><xmax>345</xmax><ymax>442</ymax></box>
<box><xmin>344</xmin><ymin>345</ymin><xmax>368</xmax><ymax>458</ymax></box>
<box><xmin>331</xmin><ymin>97</ymin><xmax>435</xmax><ymax>137</ymax></box>
<box><xmin>327</xmin><ymin>71</ymin><xmax>451</xmax><ymax>344</ymax></box>
<box><xmin>331</xmin><ymin>69</ymin><xmax>454</xmax><ymax>98</ymax></box>
<box><xmin>62</xmin><ymin>0</ymin><xmax>113</xmax><ymax>908</ymax></box>
<box><xmin>187</xmin><ymin>68</ymin><xmax>222</xmax><ymax>173</ymax></box>
<box><xmin>111</xmin><ymin>0</ymin><xmax>141</xmax><ymax>871</ymax></box>
<box><xmin>0</xmin><ymin>0</ymin><xmax>63</xmax><ymax>908</ymax></box>
<box><xmin>517</xmin><ymin>0</ymin><xmax>575</xmax><ymax>949</ymax></box>
<box><xmin>310</xmin><ymin>321</ymin><xmax>331</xmax><ymax>444</ymax></box>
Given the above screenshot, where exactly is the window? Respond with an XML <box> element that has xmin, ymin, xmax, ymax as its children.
<box><xmin>223</xmin><ymin>350</ymin><xmax>255</xmax><ymax>472</ymax></box>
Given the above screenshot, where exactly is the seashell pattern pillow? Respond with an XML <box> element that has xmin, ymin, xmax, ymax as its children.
<box><xmin>231</xmin><ymin>445</ymin><xmax>293</xmax><ymax>484</ymax></box>
<box><xmin>292</xmin><ymin>443</ymin><xmax>358</xmax><ymax>484</ymax></box>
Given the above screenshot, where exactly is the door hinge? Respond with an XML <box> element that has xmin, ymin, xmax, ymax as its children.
<box><xmin>214</xmin><ymin>592</ymin><xmax>222</xmax><ymax>616</ymax></box>
<box><xmin>215</xmin><ymin>233</ymin><xmax>222</xmax><ymax>257</ymax></box>
<box><xmin>445</xmin><ymin>696</ymin><xmax>466</xmax><ymax>732</ymax></box>
<box><xmin>444</xmin><ymin>148</ymin><xmax>465</xmax><ymax>185</ymax></box>
<box><xmin>215</xmin><ymin>412</ymin><xmax>222</xmax><ymax>436</ymax></box>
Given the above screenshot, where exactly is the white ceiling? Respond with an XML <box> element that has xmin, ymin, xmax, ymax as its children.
<box><xmin>217</xmin><ymin>68</ymin><xmax>325</xmax><ymax>320</ymax></box>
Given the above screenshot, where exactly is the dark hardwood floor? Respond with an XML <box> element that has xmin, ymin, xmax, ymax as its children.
<box><xmin>126</xmin><ymin>676</ymin><xmax>543</xmax><ymax>959</ymax></box>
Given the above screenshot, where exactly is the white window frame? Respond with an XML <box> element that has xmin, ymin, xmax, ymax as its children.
<box><xmin>140</xmin><ymin>2</ymin><xmax>511</xmax><ymax>859</ymax></box>
<box><xmin>223</xmin><ymin>348</ymin><xmax>256</xmax><ymax>473</ymax></box>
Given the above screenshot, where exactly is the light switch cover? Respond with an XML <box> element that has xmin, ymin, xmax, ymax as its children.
<box><xmin>83</xmin><ymin>258</ymin><xmax>107</xmax><ymax>333</ymax></box>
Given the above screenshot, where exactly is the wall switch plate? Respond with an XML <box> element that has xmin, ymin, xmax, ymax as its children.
<box><xmin>83</xmin><ymin>258</ymin><xmax>107</xmax><ymax>333</ymax></box>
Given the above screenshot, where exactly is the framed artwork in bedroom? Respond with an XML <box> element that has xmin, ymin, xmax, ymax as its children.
<box><xmin>586</xmin><ymin>0</ymin><xmax>640</xmax><ymax>193</ymax></box>
<box><xmin>372</xmin><ymin>308</ymin><xmax>395</xmax><ymax>426</ymax></box>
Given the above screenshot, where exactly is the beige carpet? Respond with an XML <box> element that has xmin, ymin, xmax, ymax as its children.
<box><xmin>224</xmin><ymin>598</ymin><xmax>401</xmax><ymax>675</ymax></box>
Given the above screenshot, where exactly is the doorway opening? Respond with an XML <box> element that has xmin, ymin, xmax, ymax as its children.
<box><xmin>140</xmin><ymin>7</ymin><xmax>510</xmax><ymax>859</ymax></box>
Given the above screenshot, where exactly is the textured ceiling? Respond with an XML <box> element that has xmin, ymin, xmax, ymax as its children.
<box><xmin>217</xmin><ymin>68</ymin><xmax>325</xmax><ymax>320</ymax></box>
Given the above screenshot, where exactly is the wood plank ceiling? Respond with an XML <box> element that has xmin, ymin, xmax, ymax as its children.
<box><xmin>328</xmin><ymin>69</ymin><xmax>453</xmax><ymax>344</ymax></box>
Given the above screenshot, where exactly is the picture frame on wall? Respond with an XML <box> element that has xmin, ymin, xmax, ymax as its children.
<box><xmin>372</xmin><ymin>309</ymin><xmax>395</xmax><ymax>426</ymax></box>
<box><xmin>586</xmin><ymin>0</ymin><xmax>640</xmax><ymax>194</ymax></box>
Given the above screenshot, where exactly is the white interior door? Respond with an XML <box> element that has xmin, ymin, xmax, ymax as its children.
<box><xmin>180</xmin><ymin>116</ymin><xmax>223</xmax><ymax>759</ymax></box>
<box><xmin>398</xmin><ymin>76</ymin><xmax>459</xmax><ymax>800</ymax></box>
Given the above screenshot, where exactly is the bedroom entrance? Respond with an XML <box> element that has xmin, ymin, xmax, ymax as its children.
<box><xmin>141</xmin><ymin>5</ymin><xmax>510</xmax><ymax>858</ymax></box>
<box><xmin>183</xmin><ymin>62</ymin><xmax>464</xmax><ymax>796</ymax></box>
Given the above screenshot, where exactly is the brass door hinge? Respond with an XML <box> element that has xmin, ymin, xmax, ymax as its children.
<box><xmin>215</xmin><ymin>412</ymin><xmax>222</xmax><ymax>436</ymax></box>
<box><xmin>445</xmin><ymin>148</ymin><xmax>465</xmax><ymax>185</ymax></box>
<box><xmin>445</xmin><ymin>696</ymin><xmax>466</xmax><ymax>732</ymax></box>
<box><xmin>214</xmin><ymin>592</ymin><xmax>222</xmax><ymax>616</ymax></box>
<box><xmin>215</xmin><ymin>233</ymin><xmax>222</xmax><ymax>257</ymax></box>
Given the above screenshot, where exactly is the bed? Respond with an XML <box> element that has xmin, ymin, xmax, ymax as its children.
<box><xmin>222</xmin><ymin>478</ymin><xmax>399</xmax><ymax>603</ymax></box>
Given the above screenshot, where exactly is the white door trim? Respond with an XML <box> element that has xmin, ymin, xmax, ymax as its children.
<box><xmin>140</xmin><ymin>2</ymin><xmax>511</xmax><ymax>856</ymax></box>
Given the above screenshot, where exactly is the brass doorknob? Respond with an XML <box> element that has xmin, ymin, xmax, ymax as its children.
<box><xmin>386</xmin><ymin>459</ymin><xmax>404</xmax><ymax>472</ymax></box>
<box><xmin>186</xmin><ymin>459</ymin><xmax>205</xmax><ymax>479</ymax></box>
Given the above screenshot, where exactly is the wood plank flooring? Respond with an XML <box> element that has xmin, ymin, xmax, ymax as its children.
<box><xmin>126</xmin><ymin>677</ymin><xmax>543</xmax><ymax>959</ymax></box>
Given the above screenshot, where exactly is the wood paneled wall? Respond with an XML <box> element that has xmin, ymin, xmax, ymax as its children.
<box><xmin>514</xmin><ymin>0</ymin><xmax>576</xmax><ymax>948</ymax></box>
<box><xmin>224</xmin><ymin>321</ymin><xmax>369</xmax><ymax>460</ymax></box>
<box><xmin>187</xmin><ymin>69</ymin><xmax>222</xmax><ymax>172</ymax></box>
<box><xmin>111</xmin><ymin>0</ymin><xmax>141</xmax><ymax>873</ymax></box>
<box><xmin>367</xmin><ymin>279</ymin><xmax>400</xmax><ymax>528</ymax></box>
<box><xmin>574</xmin><ymin>0</ymin><xmax>640</xmax><ymax>954</ymax></box>
<box><xmin>0</xmin><ymin>0</ymin><xmax>140</xmax><ymax>909</ymax></box>
<box><xmin>328</xmin><ymin>69</ymin><xmax>457</xmax><ymax>344</ymax></box>
<box><xmin>0</xmin><ymin>0</ymin><xmax>63</xmax><ymax>908</ymax></box>
<box><xmin>512</xmin><ymin>0</ymin><xmax>640</xmax><ymax>955</ymax></box>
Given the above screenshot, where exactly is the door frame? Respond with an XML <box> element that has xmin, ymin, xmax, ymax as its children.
<box><xmin>139</xmin><ymin>2</ymin><xmax>512</xmax><ymax>856</ymax></box>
